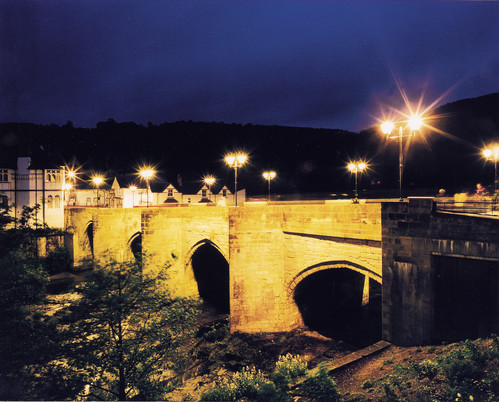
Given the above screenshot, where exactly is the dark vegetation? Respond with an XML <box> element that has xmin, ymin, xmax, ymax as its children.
<box><xmin>1</xmin><ymin>93</ymin><xmax>498</xmax><ymax>196</ymax></box>
<box><xmin>0</xmin><ymin>206</ymin><xmax>200</xmax><ymax>400</ymax></box>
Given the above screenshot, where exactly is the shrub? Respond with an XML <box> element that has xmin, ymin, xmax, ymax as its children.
<box><xmin>410</xmin><ymin>359</ymin><xmax>440</xmax><ymax>380</ymax></box>
<box><xmin>270</xmin><ymin>354</ymin><xmax>307</xmax><ymax>398</ymax></box>
<box><xmin>298</xmin><ymin>363</ymin><xmax>341</xmax><ymax>401</ymax></box>
<box><xmin>201</xmin><ymin>366</ymin><xmax>276</xmax><ymax>401</ymax></box>
<box><xmin>437</xmin><ymin>341</ymin><xmax>484</xmax><ymax>386</ymax></box>
<box><xmin>273</xmin><ymin>353</ymin><xmax>307</xmax><ymax>380</ymax></box>
<box><xmin>44</xmin><ymin>247</ymin><xmax>71</xmax><ymax>275</ymax></box>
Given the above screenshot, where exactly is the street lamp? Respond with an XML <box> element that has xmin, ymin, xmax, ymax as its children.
<box><xmin>139</xmin><ymin>168</ymin><xmax>155</xmax><ymax>207</ymax></box>
<box><xmin>66</xmin><ymin>169</ymin><xmax>76</xmax><ymax>183</ymax></box>
<box><xmin>483</xmin><ymin>145</ymin><xmax>499</xmax><ymax>194</ymax></box>
<box><xmin>225</xmin><ymin>153</ymin><xmax>247</xmax><ymax>206</ymax></box>
<box><xmin>92</xmin><ymin>175</ymin><xmax>104</xmax><ymax>207</ymax></box>
<box><xmin>380</xmin><ymin>114</ymin><xmax>423</xmax><ymax>201</ymax></box>
<box><xmin>204</xmin><ymin>176</ymin><xmax>216</xmax><ymax>201</ymax></box>
<box><xmin>347</xmin><ymin>162</ymin><xmax>367</xmax><ymax>203</ymax></box>
<box><xmin>129</xmin><ymin>185</ymin><xmax>137</xmax><ymax>207</ymax></box>
<box><xmin>262</xmin><ymin>171</ymin><xmax>276</xmax><ymax>201</ymax></box>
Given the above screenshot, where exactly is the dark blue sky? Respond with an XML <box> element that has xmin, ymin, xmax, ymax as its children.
<box><xmin>1</xmin><ymin>1</ymin><xmax>498</xmax><ymax>132</ymax></box>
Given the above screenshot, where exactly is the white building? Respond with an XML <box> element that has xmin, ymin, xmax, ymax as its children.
<box><xmin>0</xmin><ymin>157</ymin><xmax>65</xmax><ymax>228</ymax></box>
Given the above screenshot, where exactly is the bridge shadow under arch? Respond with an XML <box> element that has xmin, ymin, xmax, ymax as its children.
<box><xmin>292</xmin><ymin>262</ymin><xmax>382</xmax><ymax>347</ymax></box>
<box><xmin>85</xmin><ymin>221</ymin><xmax>94</xmax><ymax>258</ymax></box>
<box><xmin>189</xmin><ymin>240</ymin><xmax>229</xmax><ymax>314</ymax></box>
<box><xmin>128</xmin><ymin>232</ymin><xmax>142</xmax><ymax>262</ymax></box>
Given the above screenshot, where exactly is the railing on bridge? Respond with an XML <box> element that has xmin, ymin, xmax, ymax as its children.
<box><xmin>435</xmin><ymin>196</ymin><xmax>499</xmax><ymax>216</ymax></box>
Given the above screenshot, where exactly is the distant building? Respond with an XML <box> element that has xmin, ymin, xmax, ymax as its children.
<box><xmin>0</xmin><ymin>156</ymin><xmax>246</xmax><ymax>228</ymax></box>
<box><xmin>0</xmin><ymin>156</ymin><xmax>65</xmax><ymax>228</ymax></box>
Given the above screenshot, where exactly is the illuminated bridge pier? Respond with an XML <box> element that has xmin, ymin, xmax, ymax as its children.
<box><xmin>65</xmin><ymin>198</ymin><xmax>499</xmax><ymax>346</ymax></box>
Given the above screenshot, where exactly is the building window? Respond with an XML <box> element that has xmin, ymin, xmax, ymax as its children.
<box><xmin>167</xmin><ymin>188</ymin><xmax>173</xmax><ymax>197</ymax></box>
<box><xmin>0</xmin><ymin>170</ymin><xmax>8</xmax><ymax>182</ymax></box>
<box><xmin>86</xmin><ymin>197</ymin><xmax>91</xmax><ymax>206</ymax></box>
<box><xmin>202</xmin><ymin>189</ymin><xmax>207</xmax><ymax>197</ymax></box>
<box><xmin>47</xmin><ymin>195</ymin><xmax>53</xmax><ymax>208</ymax></box>
<box><xmin>54</xmin><ymin>195</ymin><xmax>60</xmax><ymax>208</ymax></box>
<box><xmin>222</xmin><ymin>189</ymin><xmax>227</xmax><ymax>197</ymax></box>
<box><xmin>45</xmin><ymin>169</ymin><xmax>60</xmax><ymax>183</ymax></box>
<box><xmin>0</xmin><ymin>195</ymin><xmax>8</xmax><ymax>209</ymax></box>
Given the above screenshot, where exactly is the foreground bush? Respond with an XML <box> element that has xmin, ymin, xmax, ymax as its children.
<box><xmin>201</xmin><ymin>366</ymin><xmax>276</xmax><ymax>401</ymax></box>
<box><xmin>355</xmin><ymin>335</ymin><xmax>499</xmax><ymax>402</ymax></box>
<box><xmin>201</xmin><ymin>354</ymin><xmax>341</xmax><ymax>401</ymax></box>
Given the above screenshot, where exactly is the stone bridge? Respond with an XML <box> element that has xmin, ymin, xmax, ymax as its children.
<box><xmin>65</xmin><ymin>201</ymin><xmax>382</xmax><ymax>342</ymax></box>
<box><xmin>65</xmin><ymin>198</ymin><xmax>499</xmax><ymax>346</ymax></box>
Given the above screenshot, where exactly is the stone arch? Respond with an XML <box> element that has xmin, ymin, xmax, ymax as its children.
<box><xmin>289</xmin><ymin>260</ymin><xmax>382</xmax><ymax>346</ymax></box>
<box><xmin>128</xmin><ymin>231</ymin><xmax>142</xmax><ymax>262</ymax></box>
<box><xmin>287</xmin><ymin>260</ymin><xmax>381</xmax><ymax>297</ymax></box>
<box><xmin>84</xmin><ymin>220</ymin><xmax>94</xmax><ymax>258</ymax></box>
<box><xmin>185</xmin><ymin>239</ymin><xmax>228</xmax><ymax>265</ymax></box>
<box><xmin>185</xmin><ymin>239</ymin><xmax>229</xmax><ymax>313</ymax></box>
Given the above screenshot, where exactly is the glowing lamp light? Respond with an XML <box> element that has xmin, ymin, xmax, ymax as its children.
<box><xmin>262</xmin><ymin>171</ymin><xmax>276</xmax><ymax>201</ymax></box>
<box><xmin>140</xmin><ymin>169</ymin><xmax>155</xmax><ymax>180</ymax></box>
<box><xmin>225</xmin><ymin>153</ymin><xmax>247</xmax><ymax>167</ymax></box>
<box><xmin>380</xmin><ymin>121</ymin><xmax>395</xmax><ymax>135</ymax></box>
<box><xmin>408</xmin><ymin>114</ymin><xmax>423</xmax><ymax>131</ymax></box>
<box><xmin>129</xmin><ymin>185</ymin><xmax>137</xmax><ymax>191</ymax></box>
<box><xmin>347</xmin><ymin>161</ymin><xmax>368</xmax><ymax>203</ymax></box>
<box><xmin>482</xmin><ymin>145</ymin><xmax>499</xmax><ymax>194</ymax></box>
<box><xmin>92</xmin><ymin>175</ymin><xmax>104</xmax><ymax>207</ymax></box>
<box><xmin>92</xmin><ymin>176</ymin><xmax>104</xmax><ymax>186</ymax></box>
<box><xmin>139</xmin><ymin>168</ymin><xmax>155</xmax><ymax>207</ymax></box>
<box><xmin>204</xmin><ymin>176</ymin><xmax>215</xmax><ymax>186</ymax></box>
<box><xmin>347</xmin><ymin>162</ymin><xmax>367</xmax><ymax>173</ymax></box>
<box><xmin>262</xmin><ymin>171</ymin><xmax>276</xmax><ymax>180</ymax></box>
<box><xmin>483</xmin><ymin>146</ymin><xmax>499</xmax><ymax>160</ymax></box>
<box><xmin>62</xmin><ymin>183</ymin><xmax>72</xmax><ymax>191</ymax></box>
<box><xmin>224</xmin><ymin>152</ymin><xmax>248</xmax><ymax>206</ymax></box>
<box><xmin>236</xmin><ymin>154</ymin><xmax>247</xmax><ymax>165</ymax></box>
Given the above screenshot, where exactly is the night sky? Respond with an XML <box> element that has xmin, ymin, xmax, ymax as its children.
<box><xmin>1</xmin><ymin>1</ymin><xmax>498</xmax><ymax>132</ymax></box>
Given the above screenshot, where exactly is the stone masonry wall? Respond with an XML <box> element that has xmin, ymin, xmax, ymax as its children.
<box><xmin>141</xmin><ymin>206</ymin><xmax>229</xmax><ymax>298</ymax></box>
<box><xmin>382</xmin><ymin>197</ymin><xmax>499</xmax><ymax>345</ymax></box>
<box><xmin>229</xmin><ymin>202</ymin><xmax>382</xmax><ymax>333</ymax></box>
<box><xmin>65</xmin><ymin>208</ymin><xmax>142</xmax><ymax>266</ymax></box>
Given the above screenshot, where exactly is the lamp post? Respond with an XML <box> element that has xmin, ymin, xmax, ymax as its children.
<box><xmin>204</xmin><ymin>176</ymin><xmax>215</xmax><ymax>201</ymax></box>
<box><xmin>225</xmin><ymin>153</ymin><xmax>247</xmax><ymax>206</ymax></box>
<box><xmin>140</xmin><ymin>168</ymin><xmax>155</xmax><ymax>207</ymax></box>
<box><xmin>483</xmin><ymin>146</ymin><xmax>499</xmax><ymax>194</ymax></box>
<box><xmin>92</xmin><ymin>175</ymin><xmax>104</xmax><ymax>207</ymax></box>
<box><xmin>380</xmin><ymin>114</ymin><xmax>423</xmax><ymax>201</ymax></box>
<box><xmin>129</xmin><ymin>185</ymin><xmax>137</xmax><ymax>207</ymax></box>
<box><xmin>347</xmin><ymin>162</ymin><xmax>367</xmax><ymax>203</ymax></box>
<box><xmin>262</xmin><ymin>171</ymin><xmax>276</xmax><ymax>201</ymax></box>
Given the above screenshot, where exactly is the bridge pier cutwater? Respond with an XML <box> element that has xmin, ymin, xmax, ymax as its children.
<box><xmin>65</xmin><ymin>198</ymin><xmax>499</xmax><ymax>346</ymax></box>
